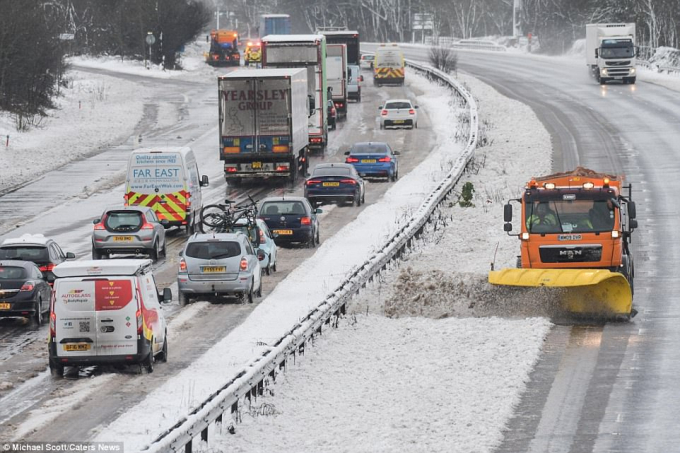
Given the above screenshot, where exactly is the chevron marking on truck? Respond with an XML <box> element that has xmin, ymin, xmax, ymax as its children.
<box><xmin>127</xmin><ymin>190</ymin><xmax>187</xmax><ymax>221</ymax></box>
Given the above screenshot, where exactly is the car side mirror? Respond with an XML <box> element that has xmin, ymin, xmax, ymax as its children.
<box><xmin>200</xmin><ymin>175</ymin><xmax>209</xmax><ymax>187</ymax></box>
<box><xmin>162</xmin><ymin>288</ymin><xmax>172</xmax><ymax>303</ymax></box>
<box><xmin>93</xmin><ymin>219</ymin><xmax>101</xmax><ymax>224</ymax></box>
<box><xmin>393</xmin><ymin>150</ymin><xmax>401</xmax><ymax>155</ymax></box>
<box><xmin>359</xmin><ymin>75</ymin><xmax>364</xmax><ymax>82</ymax></box>
<box><xmin>503</xmin><ymin>203</ymin><xmax>513</xmax><ymax>222</ymax></box>
<box><xmin>344</xmin><ymin>151</ymin><xmax>350</xmax><ymax>155</ymax></box>
<box><xmin>378</xmin><ymin>106</ymin><xmax>383</xmax><ymax>110</ymax></box>
<box><xmin>178</xmin><ymin>250</ymin><xmax>183</xmax><ymax>256</ymax></box>
<box><xmin>66</xmin><ymin>252</ymin><xmax>76</xmax><ymax>259</ymax></box>
<box><xmin>414</xmin><ymin>105</ymin><xmax>419</xmax><ymax>109</ymax></box>
<box><xmin>314</xmin><ymin>208</ymin><xmax>323</xmax><ymax>214</ymax></box>
<box><xmin>256</xmin><ymin>248</ymin><xmax>266</xmax><ymax>261</ymax></box>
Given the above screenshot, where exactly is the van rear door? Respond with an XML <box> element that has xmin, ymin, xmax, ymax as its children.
<box><xmin>54</xmin><ymin>279</ymin><xmax>97</xmax><ymax>358</ymax></box>
<box><xmin>94</xmin><ymin>278</ymin><xmax>139</xmax><ymax>356</ymax></box>
<box><xmin>126</xmin><ymin>151</ymin><xmax>187</xmax><ymax>223</ymax></box>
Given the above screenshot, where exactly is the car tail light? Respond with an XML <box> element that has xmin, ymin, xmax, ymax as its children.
<box><xmin>259</xmin><ymin>229</ymin><xmax>265</xmax><ymax>242</ymax></box>
<box><xmin>50</xmin><ymin>311</ymin><xmax>56</xmax><ymax>338</ymax></box>
<box><xmin>409</xmin><ymin>109</ymin><xmax>415</xmax><ymax>115</ymax></box>
<box><xmin>301</xmin><ymin>217</ymin><xmax>312</xmax><ymax>225</ymax></box>
<box><xmin>179</xmin><ymin>259</ymin><xmax>187</xmax><ymax>272</ymax></box>
<box><xmin>378</xmin><ymin>156</ymin><xmax>391</xmax><ymax>162</ymax></box>
<box><xmin>93</xmin><ymin>214</ymin><xmax>107</xmax><ymax>230</ymax></box>
<box><xmin>311</xmin><ymin>137</ymin><xmax>322</xmax><ymax>143</ymax></box>
<box><xmin>381</xmin><ymin>110</ymin><xmax>388</xmax><ymax>116</ymax></box>
<box><xmin>346</xmin><ymin>156</ymin><xmax>359</xmax><ymax>163</ymax></box>
<box><xmin>240</xmin><ymin>257</ymin><xmax>248</xmax><ymax>271</ymax></box>
<box><xmin>136</xmin><ymin>309</ymin><xmax>143</xmax><ymax>335</ymax></box>
<box><xmin>39</xmin><ymin>263</ymin><xmax>56</xmax><ymax>273</ymax></box>
<box><xmin>20</xmin><ymin>281</ymin><xmax>35</xmax><ymax>292</ymax></box>
<box><xmin>225</xmin><ymin>166</ymin><xmax>238</xmax><ymax>173</ymax></box>
<box><xmin>340</xmin><ymin>179</ymin><xmax>357</xmax><ymax>185</ymax></box>
<box><xmin>141</xmin><ymin>222</ymin><xmax>154</xmax><ymax>230</ymax></box>
<box><xmin>306</xmin><ymin>179</ymin><xmax>322</xmax><ymax>185</ymax></box>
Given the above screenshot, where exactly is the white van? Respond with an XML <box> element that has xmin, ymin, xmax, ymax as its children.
<box><xmin>48</xmin><ymin>259</ymin><xmax>172</xmax><ymax>377</ymax></box>
<box><xmin>125</xmin><ymin>147</ymin><xmax>209</xmax><ymax>234</ymax></box>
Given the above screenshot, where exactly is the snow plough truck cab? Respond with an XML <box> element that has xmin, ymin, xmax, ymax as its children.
<box><xmin>488</xmin><ymin>167</ymin><xmax>638</xmax><ymax>319</ymax></box>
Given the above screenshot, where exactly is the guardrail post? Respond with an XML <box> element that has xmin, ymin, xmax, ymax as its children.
<box><xmin>201</xmin><ymin>426</ymin><xmax>209</xmax><ymax>442</ymax></box>
<box><xmin>185</xmin><ymin>440</ymin><xmax>192</xmax><ymax>453</ymax></box>
<box><xmin>217</xmin><ymin>413</ymin><xmax>223</xmax><ymax>424</ymax></box>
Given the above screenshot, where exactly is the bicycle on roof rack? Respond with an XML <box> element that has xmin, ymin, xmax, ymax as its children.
<box><xmin>199</xmin><ymin>196</ymin><xmax>259</xmax><ymax>235</ymax></box>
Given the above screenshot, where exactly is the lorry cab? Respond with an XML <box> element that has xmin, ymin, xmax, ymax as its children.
<box><xmin>125</xmin><ymin>147</ymin><xmax>209</xmax><ymax>234</ymax></box>
<box><xmin>586</xmin><ymin>23</ymin><xmax>638</xmax><ymax>85</ymax></box>
<box><xmin>373</xmin><ymin>44</ymin><xmax>405</xmax><ymax>87</ymax></box>
<box><xmin>48</xmin><ymin>259</ymin><xmax>172</xmax><ymax>377</ymax></box>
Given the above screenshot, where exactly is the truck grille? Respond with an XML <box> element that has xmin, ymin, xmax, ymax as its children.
<box><xmin>606</xmin><ymin>61</ymin><xmax>631</xmax><ymax>66</ymax></box>
<box><xmin>539</xmin><ymin>245</ymin><xmax>602</xmax><ymax>263</ymax></box>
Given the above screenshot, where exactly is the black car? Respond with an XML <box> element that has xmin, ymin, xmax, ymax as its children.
<box><xmin>304</xmin><ymin>163</ymin><xmax>366</xmax><ymax>207</ymax></box>
<box><xmin>257</xmin><ymin>196</ymin><xmax>322</xmax><ymax>248</ymax></box>
<box><xmin>0</xmin><ymin>234</ymin><xmax>75</xmax><ymax>285</ymax></box>
<box><xmin>0</xmin><ymin>260</ymin><xmax>52</xmax><ymax>325</ymax></box>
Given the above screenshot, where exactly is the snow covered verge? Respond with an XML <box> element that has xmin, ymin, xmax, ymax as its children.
<box><xmin>185</xmin><ymin>74</ymin><xmax>555</xmax><ymax>452</ymax></box>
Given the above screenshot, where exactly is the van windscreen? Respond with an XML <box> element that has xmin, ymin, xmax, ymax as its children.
<box><xmin>186</xmin><ymin>242</ymin><xmax>241</xmax><ymax>259</ymax></box>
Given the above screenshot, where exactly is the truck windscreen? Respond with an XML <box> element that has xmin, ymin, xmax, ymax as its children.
<box><xmin>600</xmin><ymin>40</ymin><xmax>634</xmax><ymax>59</ymax></box>
<box><xmin>525</xmin><ymin>199</ymin><xmax>616</xmax><ymax>234</ymax></box>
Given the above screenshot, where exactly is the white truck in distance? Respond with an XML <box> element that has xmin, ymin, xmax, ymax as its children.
<box><xmin>218</xmin><ymin>68</ymin><xmax>311</xmax><ymax>184</ymax></box>
<box><xmin>326</xmin><ymin>43</ymin><xmax>348</xmax><ymax>117</ymax></box>
<box><xmin>586</xmin><ymin>23</ymin><xmax>638</xmax><ymax>85</ymax></box>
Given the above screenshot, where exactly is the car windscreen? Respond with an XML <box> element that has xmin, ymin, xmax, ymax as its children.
<box><xmin>185</xmin><ymin>241</ymin><xmax>241</xmax><ymax>259</ymax></box>
<box><xmin>385</xmin><ymin>102</ymin><xmax>411</xmax><ymax>109</ymax></box>
<box><xmin>105</xmin><ymin>211</ymin><xmax>143</xmax><ymax>232</ymax></box>
<box><xmin>312</xmin><ymin>167</ymin><xmax>351</xmax><ymax>177</ymax></box>
<box><xmin>0</xmin><ymin>266</ymin><xmax>27</xmax><ymax>279</ymax></box>
<box><xmin>350</xmin><ymin>144</ymin><xmax>388</xmax><ymax>154</ymax></box>
<box><xmin>0</xmin><ymin>246</ymin><xmax>49</xmax><ymax>264</ymax></box>
<box><xmin>261</xmin><ymin>202</ymin><xmax>307</xmax><ymax>216</ymax></box>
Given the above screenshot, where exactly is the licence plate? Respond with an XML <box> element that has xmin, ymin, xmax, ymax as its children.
<box><xmin>64</xmin><ymin>343</ymin><xmax>91</xmax><ymax>352</ymax></box>
<box><xmin>0</xmin><ymin>303</ymin><xmax>10</xmax><ymax>310</ymax></box>
<box><xmin>361</xmin><ymin>159</ymin><xmax>376</xmax><ymax>163</ymax></box>
<box><xmin>322</xmin><ymin>182</ymin><xmax>340</xmax><ymax>187</ymax></box>
<box><xmin>393</xmin><ymin>120</ymin><xmax>404</xmax><ymax>124</ymax></box>
<box><xmin>202</xmin><ymin>266</ymin><xmax>226</xmax><ymax>273</ymax></box>
<box><xmin>252</xmin><ymin>161</ymin><xmax>262</xmax><ymax>169</ymax></box>
<box><xmin>113</xmin><ymin>236</ymin><xmax>133</xmax><ymax>242</ymax></box>
<box><xmin>273</xmin><ymin>229</ymin><xmax>293</xmax><ymax>235</ymax></box>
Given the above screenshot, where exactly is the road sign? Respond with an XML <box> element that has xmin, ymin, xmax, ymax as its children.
<box><xmin>145</xmin><ymin>33</ymin><xmax>156</xmax><ymax>46</ymax></box>
<box><xmin>59</xmin><ymin>33</ymin><xmax>75</xmax><ymax>41</ymax></box>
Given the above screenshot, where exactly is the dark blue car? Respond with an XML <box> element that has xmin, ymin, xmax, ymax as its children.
<box><xmin>304</xmin><ymin>163</ymin><xmax>365</xmax><ymax>208</ymax></box>
<box><xmin>345</xmin><ymin>142</ymin><xmax>400</xmax><ymax>181</ymax></box>
<box><xmin>0</xmin><ymin>260</ymin><xmax>52</xmax><ymax>325</ymax></box>
<box><xmin>257</xmin><ymin>196</ymin><xmax>323</xmax><ymax>248</ymax></box>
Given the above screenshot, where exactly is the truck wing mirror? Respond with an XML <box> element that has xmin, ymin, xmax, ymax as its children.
<box><xmin>162</xmin><ymin>288</ymin><xmax>173</xmax><ymax>303</ymax></box>
<box><xmin>66</xmin><ymin>252</ymin><xmax>76</xmax><ymax>259</ymax></box>
<box><xmin>595</xmin><ymin>49</ymin><xmax>599</xmax><ymax>58</ymax></box>
<box><xmin>504</xmin><ymin>223</ymin><xmax>513</xmax><ymax>232</ymax></box>
<box><xmin>503</xmin><ymin>203</ymin><xmax>513</xmax><ymax>222</ymax></box>
<box><xmin>629</xmin><ymin>219</ymin><xmax>638</xmax><ymax>229</ymax></box>
<box><xmin>200</xmin><ymin>175</ymin><xmax>209</xmax><ymax>187</ymax></box>
<box><xmin>628</xmin><ymin>201</ymin><xmax>636</xmax><ymax>219</ymax></box>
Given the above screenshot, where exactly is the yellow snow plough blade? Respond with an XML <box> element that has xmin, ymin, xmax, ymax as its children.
<box><xmin>488</xmin><ymin>268</ymin><xmax>632</xmax><ymax>317</ymax></box>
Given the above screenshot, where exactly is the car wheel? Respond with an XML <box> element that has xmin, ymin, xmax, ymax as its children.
<box><xmin>361</xmin><ymin>192</ymin><xmax>365</xmax><ymax>204</ymax></box>
<box><xmin>33</xmin><ymin>298</ymin><xmax>43</xmax><ymax>326</ymax></box>
<box><xmin>380</xmin><ymin>123</ymin><xmax>384</xmax><ymax>130</ymax></box>
<box><xmin>92</xmin><ymin>247</ymin><xmax>102</xmax><ymax>260</ymax></box>
<box><xmin>272</xmin><ymin>260</ymin><xmax>277</xmax><ymax>272</ymax></box>
<box><xmin>161</xmin><ymin>239</ymin><xmax>167</xmax><ymax>258</ymax></box>
<box><xmin>247</xmin><ymin>283</ymin><xmax>254</xmax><ymax>304</ymax></box>
<box><xmin>178</xmin><ymin>291</ymin><xmax>188</xmax><ymax>307</ymax></box>
<box><xmin>415</xmin><ymin>122</ymin><xmax>418</xmax><ymax>129</ymax></box>
<box><xmin>159</xmin><ymin>333</ymin><xmax>168</xmax><ymax>363</ymax></box>
<box><xmin>316</xmin><ymin>228</ymin><xmax>321</xmax><ymax>246</ymax></box>
<box><xmin>150</xmin><ymin>240</ymin><xmax>159</xmax><ymax>262</ymax></box>
<box><xmin>49</xmin><ymin>360</ymin><xmax>64</xmax><ymax>378</ymax></box>
<box><xmin>256</xmin><ymin>280</ymin><xmax>262</xmax><ymax>298</ymax></box>
<box><xmin>143</xmin><ymin>342</ymin><xmax>154</xmax><ymax>373</ymax></box>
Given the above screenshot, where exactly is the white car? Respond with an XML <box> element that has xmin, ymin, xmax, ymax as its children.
<box><xmin>359</xmin><ymin>54</ymin><xmax>374</xmax><ymax>70</ymax></box>
<box><xmin>379</xmin><ymin>99</ymin><xmax>418</xmax><ymax>129</ymax></box>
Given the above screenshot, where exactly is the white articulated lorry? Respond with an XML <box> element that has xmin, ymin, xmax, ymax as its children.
<box><xmin>586</xmin><ymin>23</ymin><xmax>638</xmax><ymax>85</ymax></box>
<box><xmin>218</xmin><ymin>68</ymin><xmax>311</xmax><ymax>184</ymax></box>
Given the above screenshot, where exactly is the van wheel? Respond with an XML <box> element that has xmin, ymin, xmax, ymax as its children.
<box><xmin>144</xmin><ymin>341</ymin><xmax>155</xmax><ymax>373</ymax></box>
<box><xmin>160</xmin><ymin>240</ymin><xmax>167</xmax><ymax>258</ymax></box>
<box><xmin>257</xmin><ymin>281</ymin><xmax>262</xmax><ymax>298</ymax></box>
<box><xmin>159</xmin><ymin>333</ymin><xmax>168</xmax><ymax>363</ymax></box>
<box><xmin>49</xmin><ymin>360</ymin><xmax>64</xmax><ymax>378</ymax></box>
<box><xmin>33</xmin><ymin>298</ymin><xmax>43</xmax><ymax>326</ymax></box>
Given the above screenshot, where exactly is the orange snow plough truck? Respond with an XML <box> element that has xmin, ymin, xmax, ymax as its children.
<box><xmin>489</xmin><ymin>167</ymin><xmax>638</xmax><ymax>318</ymax></box>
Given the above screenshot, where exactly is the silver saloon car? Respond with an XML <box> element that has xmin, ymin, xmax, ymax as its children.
<box><xmin>92</xmin><ymin>206</ymin><xmax>168</xmax><ymax>261</ymax></box>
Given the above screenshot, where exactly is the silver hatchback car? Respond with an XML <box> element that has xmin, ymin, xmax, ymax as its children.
<box><xmin>92</xmin><ymin>206</ymin><xmax>168</xmax><ymax>261</ymax></box>
<box><xmin>177</xmin><ymin>232</ymin><xmax>262</xmax><ymax>306</ymax></box>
